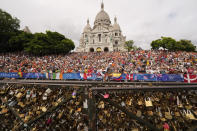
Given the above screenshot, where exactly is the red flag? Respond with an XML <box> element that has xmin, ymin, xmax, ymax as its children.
<box><xmin>184</xmin><ymin>74</ymin><xmax>197</xmax><ymax>83</ymax></box>
<box><xmin>83</xmin><ymin>73</ymin><xmax>87</xmax><ymax>80</ymax></box>
<box><xmin>126</xmin><ymin>74</ymin><xmax>133</xmax><ymax>81</ymax></box>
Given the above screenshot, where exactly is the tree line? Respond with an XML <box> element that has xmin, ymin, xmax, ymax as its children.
<box><xmin>151</xmin><ymin>37</ymin><xmax>196</xmax><ymax>52</ymax></box>
<box><xmin>0</xmin><ymin>9</ymin><xmax>75</xmax><ymax>55</ymax></box>
<box><xmin>125</xmin><ymin>37</ymin><xmax>196</xmax><ymax>52</ymax></box>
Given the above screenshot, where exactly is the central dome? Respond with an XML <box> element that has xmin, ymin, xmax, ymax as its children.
<box><xmin>95</xmin><ymin>10</ymin><xmax>110</xmax><ymax>22</ymax></box>
<box><xmin>94</xmin><ymin>3</ymin><xmax>111</xmax><ymax>26</ymax></box>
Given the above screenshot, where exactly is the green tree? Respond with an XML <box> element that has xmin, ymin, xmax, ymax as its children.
<box><xmin>161</xmin><ymin>37</ymin><xmax>176</xmax><ymax>51</ymax></box>
<box><xmin>151</xmin><ymin>37</ymin><xmax>196</xmax><ymax>52</ymax></box>
<box><xmin>176</xmin><ymin>39</ymin><xmax>196</xmax><ymax>52</ymax></box>
<box><xmin>24</xmin><ymin>31</ymin><xmax>75</xmax><ymax>55</ymax></box>
<box><xmin>24</xmin><ymin>32</ymin><xmax>46</xmax><ymax>55</ymax></box>
<box><xmin>8</xmin><ymin>31</ymin><xmax>34</xmax><ymax>52</ymax></box>
<box><xmin>0</xmin><ymin>9</ymin><xmax>20</xmax><ymax>52</ymax></box>
<box><xmin>151</xmin><ymin>39</ymin><xmax>162</xmax><ymax>50</ymax></box>
<box><xmin>0</xmin><ymin>9</ymin><xmax>20</xmax><ymax>33</ymax></box>
<box><xmin>125</xmin><ymin>40</ymin><xmax>134</xmax><ymax>51</ymax></box>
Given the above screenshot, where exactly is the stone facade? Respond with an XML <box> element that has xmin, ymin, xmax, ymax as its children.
<box><xmin>76</xmin><ymin>3</ymin><xmax>126</xmax><ymax>52</ymax></box>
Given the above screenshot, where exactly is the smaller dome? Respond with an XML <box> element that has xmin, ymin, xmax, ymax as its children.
<box><xmin>113</xmin><ymin>17</ymin><xmax>121</xmax><ymax>31</ymax></box>
<box><xmin>83</xmin><ymin>19</ymin><xmax>92</xmax><ymax>33</ymax></box>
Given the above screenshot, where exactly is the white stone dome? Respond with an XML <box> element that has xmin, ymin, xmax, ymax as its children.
<box><xmin>113</xmin><ymin>17</ymin><xmax>121</xmax><ymax>31</ymax></box>
<box><xmin>83</xmin><ymin>19</ymin><xmax>92</xmax><ymax>32</ymax></box>
<box><xmin>113</xmin><ymin>23</ymin><xmax>120</xmax><ymax>30</ymax></box>
<box><xmin>94</xmin><ymin>3</ymin><xmax>111</xmax><ymax>26</ymax></box>
<box><xmin>95</xmin><ymin>10</ymin><xmax>110</xmax><ymax>22</ymax></box>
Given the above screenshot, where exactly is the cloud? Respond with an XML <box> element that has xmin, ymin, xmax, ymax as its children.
<box><xmin>1</xmin><ymin>0</ymin><xmax>197</xmax><ymax>49</ymax></box>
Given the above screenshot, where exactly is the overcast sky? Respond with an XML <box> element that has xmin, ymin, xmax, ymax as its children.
<box><xmin>1</xmin><ymin>0</ymin><xmax>197</xmax><ymax>49</ymax></box>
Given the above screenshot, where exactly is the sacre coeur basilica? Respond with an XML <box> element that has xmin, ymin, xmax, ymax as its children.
<box><xmin>76</xmin><ymin>2</ymin><xmax>127</xmax><ymax>52</ymax></box>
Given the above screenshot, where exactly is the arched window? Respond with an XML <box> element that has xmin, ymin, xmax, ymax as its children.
<box><xmin>98</xmin><ymin>34</ymin><xmax>101</xmax><ymax>42</ymax></box>
<box><xmin>115</xmin><ymin>40</ymin><xmax>118</xmax><ymax>45</ymax></box>
<box><xmin>104</xmin><ymin>47</ymin><xmax>109</xmax><ymax>52</ymax></box>
<box><xmin>115</xmin><ymin>33</ymin><xmax>118</xmax><ymax>36</ymax></box>
<box><xmin>90</xmin><ymin>48</ymin><xmax>94</xmax><ymax>52</ymax></box>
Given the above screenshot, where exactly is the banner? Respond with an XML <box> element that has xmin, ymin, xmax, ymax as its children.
<box><xmin>133</xmin><ymin>74</ymin><xmax>157</xmax><ymax>81</ymax></box>
<box><xmin>156</xmin><ymin>74</ymin><xmax>184</xmax><ymax>82</ymax></box>
<box><xmin>0</xmin><ymin>72</ymin><xmax>20</xmax><ymax>78</ymax></box>
<box><xmin>0</xmin><ymin>72</ymin><xmax>187</xmax><ymax>82</ymax></box>
<box><xmin>184</xmin><ymin>74</ymin><xmax>197</xmax><ymax>83</ymax></box>
<box><xmin>23</xmin><ymin>73</ymin><xmax>46</xmax><ymax>79</ymax></box>
<box><xmin>63</xmin><ymin>73</ymin><xmax>81</xmax><ymax>80</ymax></box>
<box><xmin>132</xmin><ymin>74</ymin><xmax>184</xmax><ymax>82</ymax></box>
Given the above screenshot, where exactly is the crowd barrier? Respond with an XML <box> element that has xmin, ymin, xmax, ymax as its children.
<box><xmin>0</xmin><ymin>72</ymin><xmax>197</xmax><ymax>83</ymax></box>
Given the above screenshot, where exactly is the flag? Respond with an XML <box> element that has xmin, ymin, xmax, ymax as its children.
<box><xmin>45</xmin><ymin>72</ymin><xmax>49</xmax><ymax>79</ymax></box>
<box><xmin>63</xmin><ymin>73</ymin><xmax>81</xmax><ymax>80</ymax></box>
<box><xmin>96</xmin><ymin>72</ymin><xmax>103</xmax><ymax>80</ymax></box>
<box><xmin>59</xmin><ymin>72</ymin><xmax>63</xmax><ymax>80</ymax></box>
<box><xmin>126</xmin><ymin>74</ymin><xmax>133</xmax><ymax>81</ymax></box>
<box><xmin>80</xmin><ymin>73</ymin><xmax>84</xmax><ymax>80</ymax></box>
<box><xmin>53</xmin><ymin>73</ymin><xmax>56</xmax><ymax>79</ymax></box>
<box><xmin>56</xmin><ymin>73</ymin><xmax>60</xmax><ymax>79</ymax></box>
<box><xmin>184</xmin><ymin>74</ymin><xmax>197</xmax><ymax>83</ymax></box>
<box><xmin>18</xmin><ymin>72</ymin><xmax>23</xmax><ymax>78</ymax></box>
<box><xmin>111</xmin><ymin>73</ymin><xmax>122</xmax><ymax>81</ymax></box>
<box><xmin>83</xmin><ymin>73</ymin><xmax>87</xmax><ymax>80</ymax></box>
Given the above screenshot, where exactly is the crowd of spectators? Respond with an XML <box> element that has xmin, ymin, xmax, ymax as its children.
<box><xmin>0</xmin><ymin>50</ymin><xmax>197</xmax><ymax>75</ymax></box>
<box><xmin>1</xmin><ymin>84</ymin><xmax>197</xmax><ymax>130</ymax></box>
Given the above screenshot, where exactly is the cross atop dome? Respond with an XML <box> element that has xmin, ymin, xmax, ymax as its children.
<box><xmin>101</xmin><ymin>2</ymin><xmax>104</xmax><ymax>10</ymax></box>
<box><xmin>87</xmin><ymin>18</ymin><xmax>89</xmax><ymax>24</ymax></box>
<box><xmin>114</xmin><ymin>16</ymin><xmax>117</xmax><ymax>23</ymax></box>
